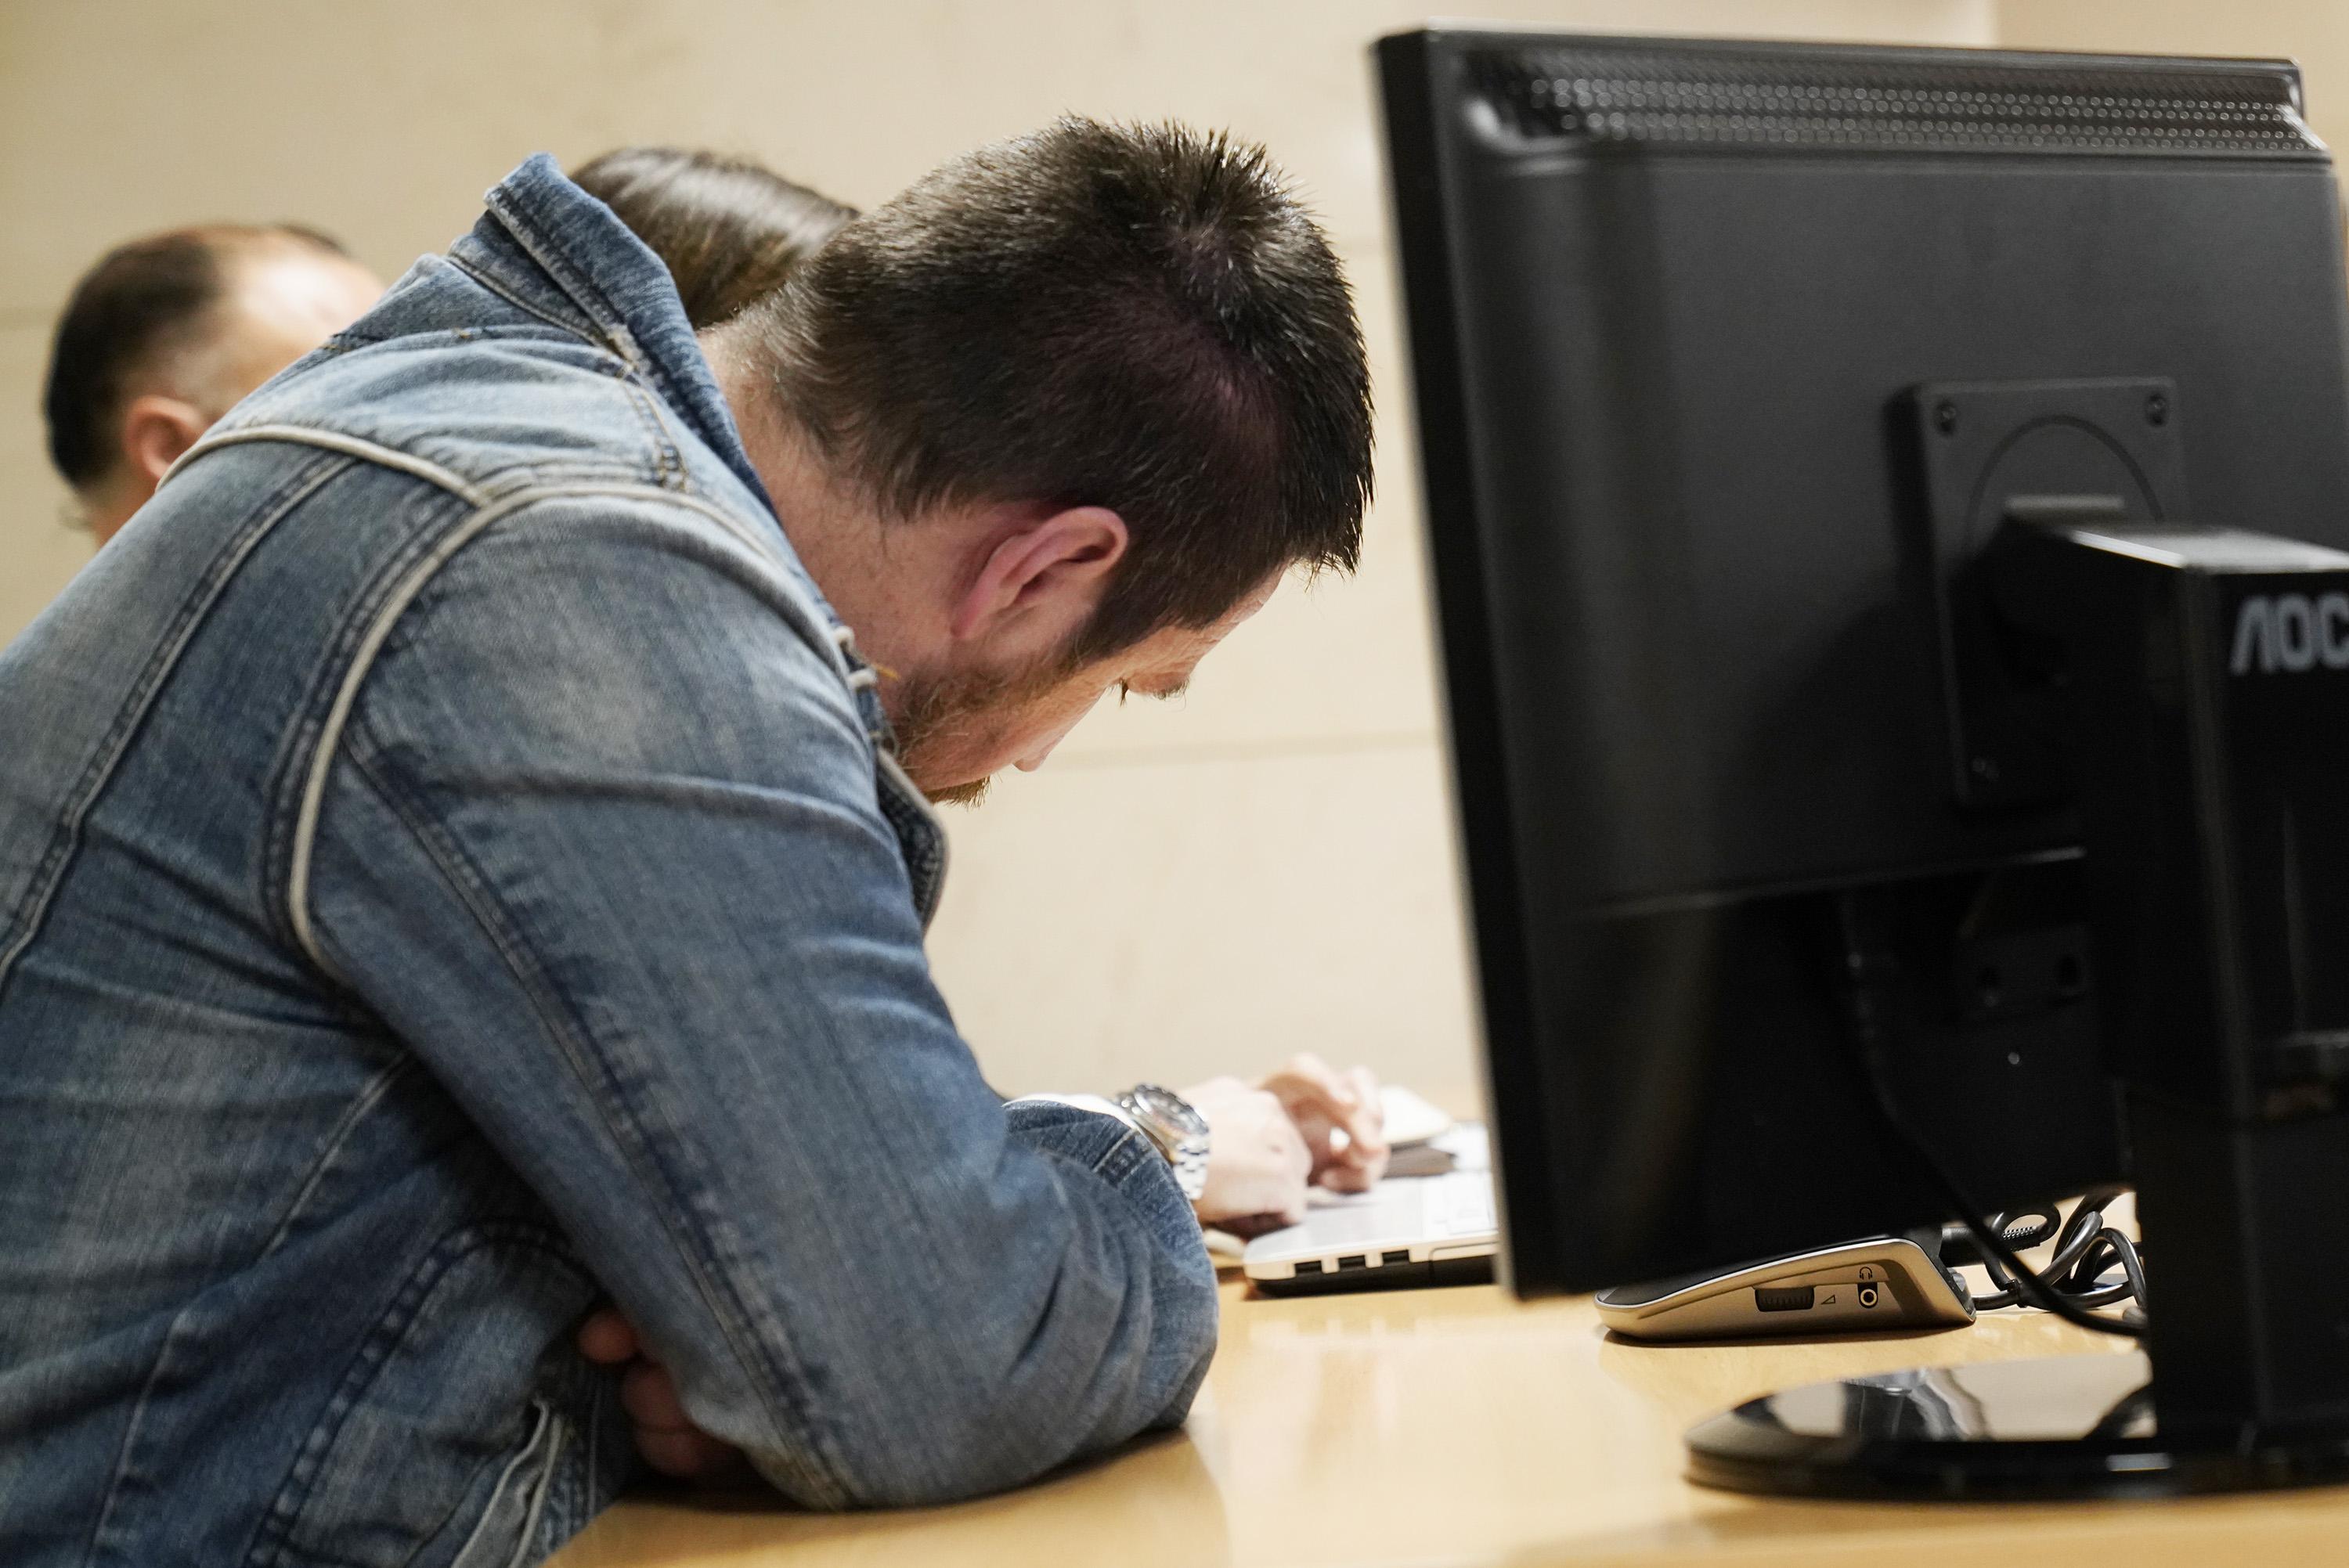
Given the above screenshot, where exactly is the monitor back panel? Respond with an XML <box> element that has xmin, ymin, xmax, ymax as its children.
<box><xmin>1380</xmin><ymin>30</ymin><xmax>2349</xmax><ymax>1291</ymax></box>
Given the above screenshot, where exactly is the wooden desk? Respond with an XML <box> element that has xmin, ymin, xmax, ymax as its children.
<box><xmin>552</xmin><ymin>1276</ymin><xmax>2349</xmax><ymax>1567</ymax></box>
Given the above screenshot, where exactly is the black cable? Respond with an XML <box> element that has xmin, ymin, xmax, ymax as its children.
<box><xmin>1972</xmin><ymin>1199</ymin><xmax>2113</xmax><ymax>1311</ymax></box>
<box><xmin>2039</xmin><ymin>1202</ymin><xmax>2114</xmax><ymax>1285</ymax></box>
<box><xmin>2062</xmin><ymin>1232</ymin><xmax>2136</xmax><ymax>1307</ymax></box>
<box><xmin>1833</xmin><ymin>892</ymin><xmax>2145</xmax><ymax>1340</ymax></box>
<box><xmin>2065</xmin><ymin>1231</ymin><xmax>2118</xmax><ymax>1291</ymax></box>
<box><xmin>1940</xmin><ymin>1204</ymin><xmax>2058</xmax><ymax>1266</ymax></box>
<box><xmin>2055</xmin><ymin>1185</ymin><xmax>2127</xmax><ymax>1259</ymax></box>
<box><xmin>2002</xmin><ymin>1205</ymin><xmax>2062</xmax><ymax>1249</ymax></box>
<box><xmin>2067</xmin><ymin>1279</ymin><xmax>2137</xmax><ymax>1309</ymax></box>
<box><xmin>1973</xmin><ymin>1207</ymin><xmax>2152</xmax><ymax>1315</ymax></box>
<box><xmin>1969</xmin><ymin>1222</ymin><xmax>2022</xmax><ymax>1310</ymax></box>
<box><xmin>2104</xmin><ymin>1227</ymin><xmax>2150</xmax><ymax>1313</ymax></box>
<box><xmin>1883</xmin><ymin>1102</ymin><xmax>2143</xmax><ymax>1336</ymax></box>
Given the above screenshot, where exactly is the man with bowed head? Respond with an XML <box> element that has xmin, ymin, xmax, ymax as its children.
<box><xmin>0</xmin><ymin>117</ymin><xmax>1377</xmax><ymax>1566</ymax></box>
<box><xmin>568</xmin><ymin>136</ymin><xmax>1392</xmax><ymax>1249</ymax></box>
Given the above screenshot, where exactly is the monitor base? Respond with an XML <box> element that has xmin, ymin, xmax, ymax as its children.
<box><xmin>1686</xmin><ymin>1351</ymin><xmax>2349</xmax><ymax>1499</ymax></box>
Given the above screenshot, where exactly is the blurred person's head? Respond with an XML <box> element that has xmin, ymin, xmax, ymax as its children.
<box><xmin>572</xmin><ymin>146</ymin><xmax>857</xmax><ymax>330</ymax></box>
<box><xmin>707</xmin><ymin>117</ymin><xmax>1373</xmax><ymax>805</ymax></box>
<box><xmin>43</xmin><ymin>225</ymin><xmax>383</xmax><ymax>544</ymax></box>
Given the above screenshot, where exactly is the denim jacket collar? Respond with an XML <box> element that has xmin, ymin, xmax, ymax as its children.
<box><xmin>473</xmin><ymin>153</ymin><xmax>778</xmax><ymax>517</ymax></box>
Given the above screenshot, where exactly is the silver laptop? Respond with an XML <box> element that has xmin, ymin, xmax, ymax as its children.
<box><xmin>1242</xmin><ymin>1123</ymin><xmax>1499</xmax><ymax>1296</ymax></box>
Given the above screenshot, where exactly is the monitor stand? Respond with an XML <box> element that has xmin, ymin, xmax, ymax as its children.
<box><xmin>1685</xmin><ymin>1351</ymin><xmax>2349</xmax><ymax>1499</ymax></box>
<box><xmin>1686</xmin><ymin>1069</ymin><xmax>2349</xmax><ymax>1498</ymax></box>
<box><xmin>1687</xmin><ymin>501</ymin><xmax>2349</xmax><ymax>1500</ymax></box>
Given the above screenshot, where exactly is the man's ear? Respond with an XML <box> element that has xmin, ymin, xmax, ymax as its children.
<box><xmin>950</xmin><ymin>506</ymin><xmax>1128</xmax><ymax>651</ymax></box>
<box><xmin>118</xmin><ymin>393</ymin><xmax>211</xmax><ymax>492</ymax></box>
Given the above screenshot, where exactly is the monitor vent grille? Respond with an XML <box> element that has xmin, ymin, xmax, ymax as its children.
<box><xmin>1470</xmin><ymin>45</ymin><xmax>2325</xmax><ymax>158</ymax></box>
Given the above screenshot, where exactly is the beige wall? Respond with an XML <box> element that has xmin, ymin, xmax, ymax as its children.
<box><xmin>1</xmin><ymin>2</ymin><xmax>1996</xmax><ymax>1105</ymax></box>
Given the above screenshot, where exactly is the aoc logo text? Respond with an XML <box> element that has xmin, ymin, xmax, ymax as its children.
<box><xmin>2231</xmin><ymin>592</ymin><xmax>2349</xmax><ymax>675</ymax></box>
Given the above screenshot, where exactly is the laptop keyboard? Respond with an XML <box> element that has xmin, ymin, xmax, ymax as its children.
<box><xmin>1275</xmin><ymin>1170</ymin><xmax>1496</xmax><ymax>1249</ymax></box>
<box><xmin>1426</xmin><ymin>1171</ymin><xmax>1497</xmax><ymax>1239</ymax></box>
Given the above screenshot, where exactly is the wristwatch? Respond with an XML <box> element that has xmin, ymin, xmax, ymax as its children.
<box><xmin>1114</xmin><ymin>1083</ymin><xmax>1212</xmax><ymax>1206</ymax></box>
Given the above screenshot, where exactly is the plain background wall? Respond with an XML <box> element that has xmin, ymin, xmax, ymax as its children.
<box><xmin>20</xmin><ymin>0</ymin><xmax>2226</xmax><ymax>1112</ymax></box>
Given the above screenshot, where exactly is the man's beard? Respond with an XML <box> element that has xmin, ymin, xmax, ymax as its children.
<box><xmin>889</xmin><ymin>649</ymin><xmax>1078</xmax><ymax>809</ymax></box>
<box><xmin>926</xmin><ymin>771</ymin><xmax>994</xmax><ymax>809</ymax></box>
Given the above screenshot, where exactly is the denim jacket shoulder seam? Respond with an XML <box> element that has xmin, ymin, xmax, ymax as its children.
<box><xmin>0</xmin><ymin>449</ymin><xmax>352</xmax><ymax>1016</ymax></box>
<box><xmin>614</xmin><ymin>375</ymin><xmax>687</xmax><ymax>490</ymax></box>
<box><xmin>323</xmin><ymin>740</ymin><xmax>857</xmax><ymax>1508</ymax></box>
<box><xmin>253</xmin><ymin>475</ymin><xmax>487</xmax><ymax>962</ymax></box>
<box><xmin>278</xmin><ymin>479</ymin><xmax>813</xmax><ymax>979</ymax></box>
<box><xmin>272</xmin><ymin>474</ymin><xmax>850</xmax><ymax>977</ymax></box>
<box><xmin>622</xmin><ymin>366</ymin><xmax>729</xmax><ymax>501</ymax></box>
<box><xmin>164</xmin><ymin>424</ymin><xmax>489</xmax><ymax>508</ymax></box>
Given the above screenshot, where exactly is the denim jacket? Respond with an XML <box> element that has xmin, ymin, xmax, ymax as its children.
<box><xmin>0</xmin><ymin>156</ymin><xmax>1216</xmax><ymax>1567</ymax></box>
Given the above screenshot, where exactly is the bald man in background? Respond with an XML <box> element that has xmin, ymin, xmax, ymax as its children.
<box><xmin>42</xmin><ymin>225</ymin><xmax>383</xmax><ymax>545</ymax></box>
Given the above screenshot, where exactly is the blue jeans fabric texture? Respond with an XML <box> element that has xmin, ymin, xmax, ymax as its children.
<box><xmin>0</xmin><ymin>154</ymin><xmax>1216</xmax><ymax>1567</ymax></box>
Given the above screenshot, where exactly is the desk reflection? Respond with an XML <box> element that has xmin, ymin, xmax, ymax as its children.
<box><xmin>557</xmin><ymin>1422</ymin><xmax>1228</xmax><ymax>1568</ymax></box>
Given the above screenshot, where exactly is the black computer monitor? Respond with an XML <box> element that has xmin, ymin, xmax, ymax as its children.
<box><xmin>1380</xmin><ymin>29</ymin><xmax>2349</xmax><ymax>1493</ymax></box>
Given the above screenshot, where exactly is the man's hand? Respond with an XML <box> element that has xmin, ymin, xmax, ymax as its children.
<box><xmin>1181</xmin><ymin>1058</ymin><xmax>1390</xmax><ymax>1234</ymax></box>
<box><xmin>576</xmin><ymin>1308</ymin><xmax>753</xmax><ymax>1486</ymax></box>
<box><xmin>1256</xmin><ymin>1054</ymin><xmax>1389</xmax><ymax>1194</ymax></box>
<box><xmin>1179</xmin><ymin>1076</ymin><xmax>1313</xmax><ymax>1234</ymax></box>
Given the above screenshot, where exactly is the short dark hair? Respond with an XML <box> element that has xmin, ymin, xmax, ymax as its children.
<box><xmin>572</xmin><ymin>147</ymin><xmax>858</xmax><ymax>330</ymax></box>
<box><xmin>738</xmin><ymin>117</ymin><xmax>1374</xmax><ymax>659</ymax></box>
<box><xmin>41</xmin><ymin>223</ymin><xmax>352</xmax><ymax>492</ymax></box>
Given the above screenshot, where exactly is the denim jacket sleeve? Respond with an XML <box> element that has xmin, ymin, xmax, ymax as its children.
<box><xmin>294</xmin><ymin>493</ymin><xmax>1218</xmax><ymax>1509</ymax></box>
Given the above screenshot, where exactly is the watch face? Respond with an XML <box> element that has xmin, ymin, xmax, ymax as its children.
<box><xmin>1130</xmin><ymin>1083</ymin><xmax>1208</xmax><ymax>1143</ymax></box>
